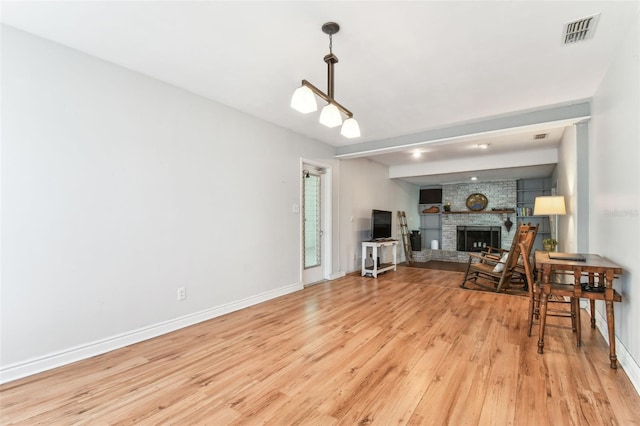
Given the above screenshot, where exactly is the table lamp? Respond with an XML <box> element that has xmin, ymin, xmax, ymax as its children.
<box><xmin>533</xmin><ymin>195</ymin><xmax>566</xmax><ymax>251</ymax></box>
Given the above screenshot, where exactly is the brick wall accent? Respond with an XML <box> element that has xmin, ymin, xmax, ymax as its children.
<box><xmin>413</xmin><ymin>180</ymin><xmax>517</xmax><ymax>263</ymax></box>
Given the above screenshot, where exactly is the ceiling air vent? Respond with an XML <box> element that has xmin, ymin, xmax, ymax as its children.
<box><xmin>534</xmin><ymin>133</ymin><xmax>548</xmax><ymax>140</ymax></box>
<box><xmin>563</xmin><ymin>13</ymin><xmax>600</xmax><ymax>44</ymax></box>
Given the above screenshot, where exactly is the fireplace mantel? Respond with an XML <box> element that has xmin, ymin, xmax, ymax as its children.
<box><xmin>443</xmin><ymin>210</ymin><xmax>515</xmax><ymax>215</ymax></box>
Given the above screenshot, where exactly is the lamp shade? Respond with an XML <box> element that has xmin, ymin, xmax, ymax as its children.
<box><xmin>291</xmin><ymin>85</ymin><xmax>317</xmax><ymax>113</ymax></box>
<box><xmin>319</xmin><ymin>103</ymin><xmax>342</xmax><ymax>128</ymax></box>
<box><xmin>533</xmin><ymin>196</ymin><xmax>566</xmax><ymax>215</ymax></box>
<box><xmin>340</xmin><ymin>117</ymin><xmax>361</xmax><ymax>138</ymax></box>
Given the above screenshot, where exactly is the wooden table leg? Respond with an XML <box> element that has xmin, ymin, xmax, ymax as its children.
<box><xmin>605</xmin><ymin>269</ymin><xmax>617</xmax><ymax>369</ymax></box>
<box><xmin>574</xmin><ymin>297</ymin><xmax>581</xmax><ymax>347</ymax></box>
<box><xmin>537</xmin><ymin>264</ymin><xmax>551</xmax><ymax>354</ymax></box>
<box><xmin>589</xmin><ymin>273</ymin><xmax>597</xmax><ymax>328</ymax></box>
<box><xmin>573</xmin><ymin>270</ymin><xmax>582</xmax><ymax>347</ymax></box>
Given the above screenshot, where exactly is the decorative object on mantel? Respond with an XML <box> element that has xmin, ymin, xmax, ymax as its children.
<box><xmin>504</xmin><ymin>217</ymin><xmax>513</xmax><ymax>232</ymax></box>
<box><xmin>543</xmin><ymin>238</ymin><xmax>558</xmax><ymax>252</ymax></box>
<box><xmin>422</xmin><ymin>205</ymin><xmax>440</xmax><ymax>213</ymax></box>
<box><xmin>466</xmin><ymin>193</ymin><xmax>488</xmax><ymax>211</ymax></box>
<box><xmin>443</xmin><ymin>202</ymin><xmax>451</xmax><ymax>212</ymax></box>
<box><xmin>443</xmin><ymin>209</ymin><xmax>514</xmax><ymax>215</ymax></box>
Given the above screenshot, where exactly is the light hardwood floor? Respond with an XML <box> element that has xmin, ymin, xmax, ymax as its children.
<box><xmin>1</xmin><ymin>266</ymin><xmax>639</xmax><ymax>424</ymax></box>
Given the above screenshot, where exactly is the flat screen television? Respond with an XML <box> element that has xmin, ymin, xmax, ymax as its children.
<box><xmin>419</xmin><ymin>188</ymin><xmax>442</xmax><ymax>204</ymax></box>
<box><xmin>371</xmin><ymin>209</ymin><xmax>393</xmax><ymax>240</ymax></box>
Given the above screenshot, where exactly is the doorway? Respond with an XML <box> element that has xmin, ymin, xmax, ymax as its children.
<box><xmin>301</xmin><ymin>161</ymin><xmax>331</xmax><ymax>285</ymax></box>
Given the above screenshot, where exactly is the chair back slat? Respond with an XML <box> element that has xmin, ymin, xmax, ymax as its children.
<box><xmin>507</xmin><ymin>223</ymin><xmax>538</xmax><ymax>270</ymax></box>
<box><xmin>519</xmin><ymin>242</ymin><xmax>535</xmax><ymax>299</ymax></box>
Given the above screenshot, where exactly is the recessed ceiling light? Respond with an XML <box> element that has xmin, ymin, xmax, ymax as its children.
<box><xmin>412</xmin><ymin>151</ymin><xmax>422</xmax><ymax>158</ymax></box>
<box><xmin>476</xmin><ymin>143</ymin><xmax>489</xmax><ymax>149</ymax></box>
<box><xmin>470</xmin><ymin>176</ymin><xmax>478</xmax><ymax>181</ymax></box>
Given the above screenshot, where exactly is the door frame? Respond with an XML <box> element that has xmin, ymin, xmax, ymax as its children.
<box><xmin>300</xmin><ymin>158</ymin><xmax>332</xmax><ymax>286</ymax></box>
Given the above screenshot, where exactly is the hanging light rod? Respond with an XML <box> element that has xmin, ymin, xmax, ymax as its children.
<box><xmin>298</xmin><ymin>79</ymin><xmax>353</xmax><ymax>118</ymax></box>
<box><xmin>291</xmin><ymin>22</ymin><xmax>361</xmax><ymax>138</ymax></box>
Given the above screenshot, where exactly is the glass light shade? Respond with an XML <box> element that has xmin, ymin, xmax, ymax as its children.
<box><xmin>290</xmin><ymin>85</ymin><xmax>317</xmax><ymax>113</ymax></box>
<box><xmin>533</xmin><ymin>196</ymin><xmax>566</xmax><ymax>215</ymax></box>
<box><xmin>340</xmin><ymin>117</ymin><xmax>361</xmax><ymax>138</ymax></box>
<box><xmin>319</xmin><ymin>103</ymin><xmax>342</xmax><ymax>128</ymax></box>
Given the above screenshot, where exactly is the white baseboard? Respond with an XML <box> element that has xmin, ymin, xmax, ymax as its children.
<box><xmin>329</xmin><ymin>271</ymin><xmax>346</xmax><ymax>280</ymax></box>
<box><xmin>0</xmin><ymin>282</ymin><xmax>303</xmax><ymax>384</ymax></box>
<box><xmin>592</xmin><ymin>306</ymin><xmax>640</xmax><ymax>395</ymax></box>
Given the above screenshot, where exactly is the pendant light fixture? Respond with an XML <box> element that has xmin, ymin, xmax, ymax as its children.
<box><xmin>291</xmin><ymin>22</ymin><xmax>361</xmax><ymax>138</ymax></box>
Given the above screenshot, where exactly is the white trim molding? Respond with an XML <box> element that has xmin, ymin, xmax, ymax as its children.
<box><xmin>592</xmin><ymin>307</ymin><xmax>640</xmax><ymax>395</ymax></box>
<box><xmin>329</xmin><ymin>271</ymin><xmax>346</xmax><ymax>280</ymax></box>
<box><xmin>0</xmin><ymin>282</ymin><xmax>303</xmax><ymax>384</ymax></box>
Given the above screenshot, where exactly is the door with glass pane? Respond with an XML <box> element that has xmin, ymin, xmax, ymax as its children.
<box><xmin>302</xmin><ymin>166</ymin><xmax>324</xmax><ymax>284</ymax></box>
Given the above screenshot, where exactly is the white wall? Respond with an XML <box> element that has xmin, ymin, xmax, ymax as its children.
<box><xmin>556</xmin><ymin>124</ymin><xmax>578</xmax><ymax>252</ymax></box>
<box><xmin>590</xmin><ymin>10</ymin><xmax>640</xmax><ymax>391</ymax></box>
<box><xmin>338</xmin><ymin>159</ymin><xmax>419</xmax><ymax>273</ymax></box>
<box><xmin>0</xmin><ymin>26</ymin><xmax>337</xmax><ymax>381</ymax></box>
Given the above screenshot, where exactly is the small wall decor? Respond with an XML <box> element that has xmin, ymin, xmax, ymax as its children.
<box><xmin>504</xmin><ymin>217</ymin><xmax>513</xmax><ymax>232</ymax></box>
<box><xmin>466</xmin><ymin>193</ymin><xmax>488</xmax><ymax>211</ymax></box>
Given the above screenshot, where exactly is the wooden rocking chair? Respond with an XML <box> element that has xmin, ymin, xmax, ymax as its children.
<box><xmin>460</xmin><ymin>223</ymin><xmax>538</xmax><ymax>293</ymax></box>
<box><xmin>485</xmin><ymin>223</ymin><xmax>539</xmax><ymax>288</ymax></box>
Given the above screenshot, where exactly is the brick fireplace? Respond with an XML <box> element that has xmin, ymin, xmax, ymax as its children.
<box><xmin>419</xmin><ymin>180</ymin><xmax>517</xmax><ymax>263</ymax></box>
<box><xmin>456</xmin><ymin>226</ymin><xmax>501</xmax><ymax>251</ymax></box>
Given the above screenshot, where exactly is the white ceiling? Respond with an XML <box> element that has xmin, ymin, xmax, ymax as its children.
<box><xmin>2</xmin><ymin>1</ymin><xmax>637</xmax><ymax>185</ymax></box>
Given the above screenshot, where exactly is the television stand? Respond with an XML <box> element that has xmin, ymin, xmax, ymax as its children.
<box><xmin>361</xmin><ymin>240</ymin><xmax>398</xmax><ymax>277</ymax></box>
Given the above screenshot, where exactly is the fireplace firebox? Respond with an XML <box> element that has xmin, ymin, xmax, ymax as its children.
<box><xmin>457</xmin><ymin>226</ymin><xmax>501</xmax><ymax>252</ymax></box>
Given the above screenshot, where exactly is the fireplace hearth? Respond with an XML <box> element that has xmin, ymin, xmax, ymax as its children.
<box><xmin>457</xmin><ymin>226</ymin><xmax>501</xmax><ymax>252</ymax></box>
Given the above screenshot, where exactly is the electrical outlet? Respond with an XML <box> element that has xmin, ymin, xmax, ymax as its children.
<box><xmin>177</xmin><ymin>287</ymin><xmax>186</xmax><ymax>301</ymax></box>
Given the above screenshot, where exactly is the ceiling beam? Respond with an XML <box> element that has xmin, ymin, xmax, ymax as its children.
<box><xmin>335</xmin><ymin>101</ymin><xmax>591</xmax><ymax>159</ymax></box>
<box><xmin>389</xmin><ymin>147</ymin><xmax>558</xmax><ymax>180</ymax></box>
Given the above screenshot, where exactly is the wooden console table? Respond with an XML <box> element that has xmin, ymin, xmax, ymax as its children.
<box><xmin>361</xmin><ymin>240</ymin><xmax>398</xmax><ymax>277</ymax></box>
<box><xmin>535</xmin><ymin>251</ymin><xmax>623</xmax><ymax>368</ymax></box>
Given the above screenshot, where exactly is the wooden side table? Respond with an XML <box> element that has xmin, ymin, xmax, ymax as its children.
<box><xmin>535</xmin><ymin>251</ymin><xmax>623</xmax><ymax>368</ymax></box>
<box><xmin>361</xmin><ymin>240</ymin><xmax>397</xmax><ymax>278</ymax></box>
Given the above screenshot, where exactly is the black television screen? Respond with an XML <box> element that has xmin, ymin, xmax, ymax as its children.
<box><xmin>419</xmin><ymin>188</ymin><xmax>442</xmax><ymax>204</ymax></box>
<box><xmin>371</xmin><ymin>209</ymin><xmax>393</xmax><ymax>240</ymax></box>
